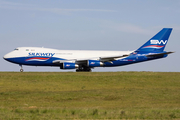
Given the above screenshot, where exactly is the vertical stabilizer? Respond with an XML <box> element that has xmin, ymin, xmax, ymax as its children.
<box><xmin>136</xmin><ymin>28</ymin><xmax>172</xmax><ymax>52</ymax></box>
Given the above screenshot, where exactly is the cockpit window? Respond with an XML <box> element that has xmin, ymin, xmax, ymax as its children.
<box><xmin>14</xmin><ymin>48</ymin><xmax>19</xmax><ymax>50</ymax></box>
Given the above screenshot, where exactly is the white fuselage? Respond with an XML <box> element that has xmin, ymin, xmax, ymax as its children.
<box><xmin>4</xmin><ymin>47</ymin><xmax>133</xmax><ymax>60</ymax></box>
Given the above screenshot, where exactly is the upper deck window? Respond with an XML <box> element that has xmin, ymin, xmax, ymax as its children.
<box><xmin>14</xmin><ymin>48</ymin><xmax>19</xmax><ymax>50</ymax></box>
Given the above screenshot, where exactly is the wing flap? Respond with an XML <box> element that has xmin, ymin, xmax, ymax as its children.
<box><xmin>99</xmin><ymin>54</ymin><xmax>129</xmax><ymax>62</ymax></box>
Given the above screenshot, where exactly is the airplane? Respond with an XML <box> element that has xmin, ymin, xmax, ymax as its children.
<box><xmin>3</xmin><ymin>28</ymin><xmax>174</xmax><ymax>72</ymax></box>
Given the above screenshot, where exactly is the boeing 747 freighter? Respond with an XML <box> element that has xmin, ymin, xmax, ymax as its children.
<box><xmin>4</xmin><ymin>28</ymin><xmax>174</xmax><ymax>72</ymax></box>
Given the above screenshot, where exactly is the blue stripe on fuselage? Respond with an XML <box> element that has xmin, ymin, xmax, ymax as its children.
<box><xmin>5</xmin><ymin>57</ymin><xmax>65</xmax><ymax>66</ymax></box>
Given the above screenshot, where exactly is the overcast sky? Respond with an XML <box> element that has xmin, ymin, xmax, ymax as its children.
<box><xmin>0</xmin><ymin>0</ymin><xmax>179</xmax><ymax>72</ymax></box>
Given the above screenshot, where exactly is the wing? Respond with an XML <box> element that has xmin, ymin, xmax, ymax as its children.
<box><xmin>53</xmin><ymin>54</ymin><xmax>130</xmax><ymax>65</ymax></box>
<box><xmin>53</xmin><ymin>59</ymin><xmax>76</xmax><ymax>64</ymax></box>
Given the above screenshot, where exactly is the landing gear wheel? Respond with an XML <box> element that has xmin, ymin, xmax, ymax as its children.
<box><xmin>76</xmin><ymin>67</ymin><xmax>92</xmax><ymax>72</ymax></box>
<box><xmin>86</xmin><ymin>68</ymin><xmax>92</xmax><ymax>72</ymax></box>
<box><xmin>20</xmin><ymin>69</ymin><xmax>23</xmax><ymax>72</ymax></box>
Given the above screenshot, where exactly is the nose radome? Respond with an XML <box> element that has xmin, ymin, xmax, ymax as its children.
<box><xmin>3</xmin><ymin>54</ymin><xmax>7</xmax><ymax>59</ymax></box>
<box><xmin>3</xmin><ymin>53</ymin><xmax>11</xmax><ymax>60</ymax></box>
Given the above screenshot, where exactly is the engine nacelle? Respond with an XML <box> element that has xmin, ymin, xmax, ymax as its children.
<box><xmin>87</xmin><ymin>60</ymin><xmax>104</xmax><ymax>67</ymax></box>
<box><xmin>60</xmin><ymin>63</ymin><xmax>79</xmax><ymax>69</ymax></box>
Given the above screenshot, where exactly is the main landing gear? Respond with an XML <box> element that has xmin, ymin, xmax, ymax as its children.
<box><xmin>19</xmin><ymin>65</ymin><xmax>24</xmax><ymax>72</ymax></box>
<box><xmin>76</xmin><ymin>67</ymin><xmax>92</xmax><ymax>72</ymax></box>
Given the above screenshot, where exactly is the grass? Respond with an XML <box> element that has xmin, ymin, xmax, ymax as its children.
<box><xmin>0</xmin><ymin>72</ymin><xmax>179</xmax><ymax>119</ymax></box>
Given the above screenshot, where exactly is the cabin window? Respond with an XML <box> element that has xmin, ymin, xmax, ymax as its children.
<box><xmin>14</xmin><ymin>48</ymin><xmax>19</xmax><ymax>50</ymax></box>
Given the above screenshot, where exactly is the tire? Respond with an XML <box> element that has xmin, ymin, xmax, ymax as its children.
<box><xmin>20</xmin><ymin>69</ymin><xmax>23</xmax><ymax>72</ymax></box>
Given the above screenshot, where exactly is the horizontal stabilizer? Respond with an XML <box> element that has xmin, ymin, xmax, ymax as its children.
<box><xmin>145</xmin><ymin>51</ymin><xmax>174</xmax><ymax>57</ymax></box>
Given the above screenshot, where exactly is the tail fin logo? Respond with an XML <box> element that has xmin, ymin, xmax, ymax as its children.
<box><xmin>150</xmin><ymin>40</ymin><xmax>167</xmax><ymax>45</ymax></box>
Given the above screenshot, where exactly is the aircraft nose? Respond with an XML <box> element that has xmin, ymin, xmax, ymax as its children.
<box><xmin>3</xmin><ymin>54</ymin><xmax>8</xmax><ymax>60</ymax></box>
<box><xmin>3</xmin><ymin>53</ymin><xmax>11</xmax><ymax>60</ymax></box>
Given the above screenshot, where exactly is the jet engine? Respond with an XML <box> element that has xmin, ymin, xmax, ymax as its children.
<box><xmin>87</xmin><ymin>60</ymin><xmax>104</xmax><ymax>67</ymax></box>
<box><xmin>60</xmin><ymin>63</ymin><xmax>79</xmax><ymax>69</ymax></box>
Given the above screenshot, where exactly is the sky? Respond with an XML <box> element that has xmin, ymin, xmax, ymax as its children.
<box><xmin>0</xmin><ymin>0</ymin><xmax>180</xmax><ymax>72</ymax></box>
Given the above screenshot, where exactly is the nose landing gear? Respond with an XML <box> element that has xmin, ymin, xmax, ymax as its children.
<box><xmin>19</xmin><ymin>65</ymin><xmax>24</xmax><ymax>72</ymax></box>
